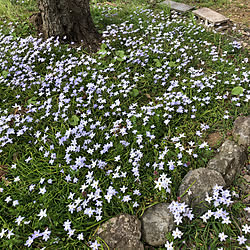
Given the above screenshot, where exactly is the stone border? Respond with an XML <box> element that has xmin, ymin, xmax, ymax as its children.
<box><xmin>96</xmin><ymin>116</ymin><xmax>249</xmax><ymax>248</ymax></box>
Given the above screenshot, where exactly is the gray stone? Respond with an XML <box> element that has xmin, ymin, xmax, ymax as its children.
<box><xmin>141</xmin><ymin>203</ymin><xmax>174</xmax><ymax>246</ymax></box>
<box><xmin>207</xmin><ymin>140</ymin><xmax>247</xmax><ymax>186</ymax></box>
<box><xmin>193</xmin><ymin>8</ymin><xmax>229</xmax><ymax>26</ymax></box>
<box><xmin>96</xmin><ymin>214</ymin><xmax>144</xmax><ymax>250</ymax></box>
<box><xmin>178</xmin><ymin>168</ymin><xmax>226</xmax><ymax>213</ymax></box>
<box><xmin>161</xmin><ymin>1</ymin><xmax>194</xmax><ymax>13</ymax></box>
<box><xmin>232</xmin><ymin>116</ymin><xmax>250</xmax><ymax>147</ymax></box>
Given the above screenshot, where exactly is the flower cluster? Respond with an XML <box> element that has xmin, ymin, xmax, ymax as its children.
<box><xmin>201</xmin><ymin>184</ymin><xmax>233</xmax><ymax>223</ymax></box>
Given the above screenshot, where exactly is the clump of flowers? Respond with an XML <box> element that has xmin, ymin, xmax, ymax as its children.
<box><xmin>201</xmin><ymin>184</ymin><xmax>233</xmax><ymax>224</ymax></box>
<box><xmin>165</xmin><ymin>185</ymin><xmax>249</xmax><ymax>249</ymax></box>
<box><xmin>168</xmin><ymin>200</ymin><xmax>194</xmax><ymax>226</ymax></box>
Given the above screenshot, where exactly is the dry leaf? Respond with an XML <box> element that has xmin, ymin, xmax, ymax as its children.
<box><xmin>13</xmin><ymin>152</ymin><xmax>19</xmax><ymax>162</ymax></box>
<box><xmin>2</xmin><ymin>177</ymin><xmax>11</xmax><ymax>186</ymax></box>
<box><xmin>0</xmin><ymin>165</ymin><xmax>8</xmax><ymax>180</ymax></box>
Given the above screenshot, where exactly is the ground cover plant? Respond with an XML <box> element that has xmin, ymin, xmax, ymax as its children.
<box><xmin>0</xmin><ymin>0</ymin><xmax>249</xmax><ymax>249</ymax></box>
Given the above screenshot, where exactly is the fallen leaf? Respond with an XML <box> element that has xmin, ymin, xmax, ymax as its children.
<box><xmin>0</xmin><ymin>165</ymin><xmax>8</xmax><ymax>180</ymax></box>
<box><xmin>2</xmin><ymin>177</ymin><xmax>11</xmax><ymax>186</ymax></box>
<box><xmin>13</xmin><ymin>152</ymin><xmax>19</xmax><ymax>162</ymax></box>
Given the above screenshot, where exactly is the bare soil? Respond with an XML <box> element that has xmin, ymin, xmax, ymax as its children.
<box><xmin>174</xmin><ymin>0</ymin><xmax>249</xmax><ymax>47</ymax></box>
<box><xmin>215</xmin><ymin>0</ymin><xmax>249</xmax><ymax>26</ymax></box>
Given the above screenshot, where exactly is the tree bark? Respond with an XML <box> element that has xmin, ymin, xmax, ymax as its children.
<box><xmin>38</xmin><ymin>0</ymin><xmax>101</xmax><ymax>49</ymax></box>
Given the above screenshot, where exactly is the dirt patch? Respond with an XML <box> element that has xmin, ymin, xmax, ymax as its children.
<box><xmin>206</xmin><ymin>132</ymin><xmax>223</xmax><ymax>148</ymax></box>
<box><xmin>215</xmin><ymin>0</ymin><xmax>249</xmax><ymax>26</ymax></box>
<box><xmin>216</xmin><ymin>0</ymin><xmax>250</xmax><ymax>48</ymax></box>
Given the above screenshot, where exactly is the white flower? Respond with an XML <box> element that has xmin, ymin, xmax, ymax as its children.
<box><xmin>5</xmin><ymin>196</ymin><xmax>12</xmax><ymax>203</ymax></box>
<box><xmin>37</xmin><ymin>209</ymin><xmax>47</xmax><ymax>220</ymax></box>
<box><xmin>39</xmin><ymin>186</ymin><xmax>46</xmax><ymax>195</ymax></box>
<box><xmin>172</xmin><ymin>228</ymin><xmax>183</xmax><ymax>239</ymax></box>
<box><xmin>13</xmin><ymin>200</ymin><xmax>19</xmax><ymax>206</ymax></box>
<box><xmin>205</xmin><ymin>193</ymin><xmax>212</xmax><ymax>203</ymax></box>
<box><xmin>174</xmin><ymin>215</ymin><xmax>182</xmax><ymax>225</ymax></box>
<box><xmin>7</xmin><ymin>229</ymin><xmax>14</xmax><ymax>239</ymax></box>
<box><xmin>237</xmin><ymin>235</ymin><xmax>247</xmax><ymax>245</ymax></box>
<box><xmin>201</xmin><ymin>214</ymin><xmax>208</xmax><ymax>223</ymax></box>
<box><xmin>15</xmin><ymin>215</ymin><xmax>25</xmax><ymax>225</ymax></box>
<box><xmin>207</xmin><ymin>210</ymin><xmax>214</xmax><ymax>217</ymax></box>
<box><xmin>154</xmin><ymin>179</ymin><xmax>163</xmax><ymax>190</ymax></box>
<box><xmin>218</xmin><ymin>232</ymin><xmax>228</xmax><ymax>241</ymax></box>
<box><xmin>63</xmin><ymin>220</ymin><xmax>71</xmax><ymax>231</ymax></box>
<box><xmin>0</xmin><ymin>229</ymin><xmax>7</xmax><ymax>238</ymax></box>
<box><xmin>222</xmin><ymin>217</ymin><xmax>231</xmax><ymax>225</ymax></box>
<box><xmin>77</xmin><ymin>233</ymin><xmax>84</xmax><ymax>240</ymax></box>
<box><xmin>67</xmin><ymin>229</ymin><xmax>75</xmax><ymax>237</ymax></box>
<box><xmin>14</xmin><ymin>176</ymin><xmax>20</xmax><ymax>182</ymax></box>
<box><xmin>165</xmin><ymin>241</ymin><xmax>174</xmax><ymax>250</ymax></box>
<box><xmin>242</xmin><ymin>224</ymin><xmax>250</xmax><ymax>234</ymax></box>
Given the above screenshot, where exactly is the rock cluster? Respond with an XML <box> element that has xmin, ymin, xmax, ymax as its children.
<box><xmin>96</xmin><ymin>116</ymin><xmax>249</xmax><ymax>248</ymax></box>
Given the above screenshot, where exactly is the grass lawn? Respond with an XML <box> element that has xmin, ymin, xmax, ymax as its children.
<box><xmin>0</xmin><ymin>0</ymin><xmax>249</xmax><ymax>249</ymax></box>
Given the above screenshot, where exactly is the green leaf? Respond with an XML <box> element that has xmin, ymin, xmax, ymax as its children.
<box><xmin>231</xmin><ymin>86</ymin><xmax>243</xmax><ymax>96</ymax></box>
<box><xmin>153</xmin><ymin>59</ymin><xmax>162</xmax><ymax>67</ymax></box>
<box><xmin>130</xmin><ymin>116</ymin><xmax>137</xmax><ymax>123</ymax></box>
<box><xmin>27</xmin><ymin>97</ymin><xmax>37</xmax><ymax>105</ymax></box>
<box><xmin>130</xmin><ymin>89</ymin><xmax>140</xmax><ymax>97</ymax></box>
<box><xmin>116</xmin><ymin>50</ymin><xmax>126</xmax><ymax>61</ymax></box>
<box><xmin>116</xmin><ymin>50</ymin><xmax>125</xmax><ymax>57</ymax></box>
<box><xmin>101</xmin><ymin>43</ymin><xmax>107</xmax><ymax>50</ymax></box>
<box><xmin>1</xmin><ymin>70</ymin><xmax>8</xmax><ymax>79</ymax></box>
<box><xmin>168</xmin><ymin>61</ymin><xmax>176</xmax><ymax>67</ymax></box>
<box><xmin>98</xmin><ymin>43</ymin><xmax>107</xmax><ymax>57</ymax></box>
<box><xmin>98</xmin><ymin>49</ymin><xmax>107</xmax><ymax>56</ymax></box>
<box><xmin>69</xmin><ymin>115</ymin><xmax>79</xmax><ymax>126</ymax></box>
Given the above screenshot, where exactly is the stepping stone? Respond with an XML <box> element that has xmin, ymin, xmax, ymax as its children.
<box><xmin>161</xmin><ymin>0</ymin><xmax>194</xmax><ymax>13</ymax></box>
<box><xmin>193</xmin><ymin>8</ymin><xmax>230</xmax><ymax>30</ymax></box>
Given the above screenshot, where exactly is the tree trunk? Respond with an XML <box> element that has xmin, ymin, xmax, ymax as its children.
<box><xmin>38</xmin><ymin>0</ymin><xmax>101</xmax><ymax>49</ymax></box>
